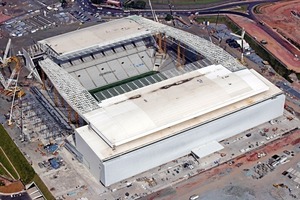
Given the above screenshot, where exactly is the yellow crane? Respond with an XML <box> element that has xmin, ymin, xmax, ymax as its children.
<box><xmin>0</xmin><ymin>56</ymin><xmax>25</xmax><ymax>126</ymax></box>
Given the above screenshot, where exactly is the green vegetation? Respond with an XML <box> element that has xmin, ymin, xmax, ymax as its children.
<box><xmin>0</xmin><ymin>150</ymin><xmax>18</xmax><ymax>179</ymax></box>
<box><xmin>89</xmin><ymin>71</ymin><xmax>157</xmax><ymax>95</ymax></box>
<box><xmin>0</xmin><ymin>125</ymin><xmax>55</xmax><ymax>200</ymax></box>
<box><xmin>225</xmin><ymin>18</ymin><xmax>299</xmax><ymax>82</ymax></box>
<box><xmin>33</xmin><ymin>175</ymin><xmax>55</xmax><ymax>199</ymax></box>
<box><xmin>151</xmin><ymin>0</ymin><xmax>223</xmax><ymax>5</ymax></box>
<box><xmin>165</xmin><ymin>14</ymin><xmax>174</xmax><ymax>21</ymax></box>
<box><xmin>244</xmin><ymin>34</ymin><xmax>294</xmax><ymax>82</ymax></box>
<box><xmin>124</xmin><ymin>0</ymin><xmax>147</xmax><ymax>9</ymax></box>
<box><xmin>90</xmin><ymin>0</ymin><xmax>105</xmax><ymax>4</ymax></box>
<box><xmin>0</xmin><ymin>164</ymin><xmax>12</xmax><ymax>179</ymax></box>
<box><xmin>0</xmin><ymin>125</ymin><xmax>34</xmax><ymax>183</ymax></box>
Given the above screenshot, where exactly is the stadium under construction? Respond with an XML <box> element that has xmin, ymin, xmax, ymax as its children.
<box><xmin>25</xmin><ymin>16</ymin><xmax>285</xmax><ymax>186</ymax></box>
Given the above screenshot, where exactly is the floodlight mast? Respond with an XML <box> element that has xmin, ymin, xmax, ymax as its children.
<box><xmin>148</xmin><ymin>0</ymin><xmax>158</xmax><ymax>22</ymax></box>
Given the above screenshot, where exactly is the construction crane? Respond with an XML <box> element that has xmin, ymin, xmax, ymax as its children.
<box><xmin>0</xmin><ymin>39</ymin><xmax>28</xmax><ymax>93</ymax></box>
<box><xmin>168</xmin><ymin>0</ymin><xmax>176</xmax><ymax>26</ymax></box>
<box><xmin>0</xmin><ymin>38</ymin><xmax>11</xmax><ymax>64</ymax></box>
<box><xmin>0</xmin><ymin>39</ymin><xmax>25</xmax><ymax>126</ymax></box>
<box><xmin>7</xmin><ymin>71</ymin><xmax>20</xmax><ymax>126</ymax></box>
<box><xmin>0</xmin><ymin>56</ymin><xmax>22</xmax><ymax>90</ymax></box>
<box><xmin>230</xmin><ymin>28</ymin><xmax>245</xmax><ymax>63</ymax></box>
<box><xmin>148</xmin><ymin>0</ymin><xmax>158</xmax><ymax>22</ymax></box>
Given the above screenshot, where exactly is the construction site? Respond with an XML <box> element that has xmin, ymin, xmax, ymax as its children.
<box><xmin>257</xmin><ymin>0</ymin><xmax>300</xmax><ymax>56</ymax></box>
<box><xmin>0</xmin><ymin>12</ymin><xmax>300</xmax><ymax>199</ymax></box>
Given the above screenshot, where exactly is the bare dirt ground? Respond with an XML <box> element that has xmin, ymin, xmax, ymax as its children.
<box><xmin>258</xmin><ymin>0</ymin><xmax>300</xmax><ymax>48</ymax></box>
<box><xmin>0</xmin><ymin>177</ymin><xmax>24</xmax><ymax>193</ymax></box>
<box><xmin>228</xmin><ymin>15</ymin><xmax>300</xmax><ymax>72</ymax></box>
<box><xmin>146</xmin><ymin>129</ymin><xmax>300</xmax><ymax>200</ymax></box>
<box><xmin>0</xmin><ymin>13</ymin><xmax>11</xmax><ymax>24</ymax></box>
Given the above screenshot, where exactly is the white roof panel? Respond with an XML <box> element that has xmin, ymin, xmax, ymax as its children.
<box><xmin>83</xmin><ymin>64</ymin><xmax>269</xmax><ymax>147</ymax></box>
<box><xmin>192</xmin><ymin>141</ymin><xmax>224</xmax><ymax>158</ymax></box>
<box><xmin>39</xmin><ymin>18</ymin><xmax>150</xmax><ymax>58</ymax></box>
<box><xmin>77</xmin><ymin>67</ymin><xmax>282</xmax><ymax>160</ymax></box>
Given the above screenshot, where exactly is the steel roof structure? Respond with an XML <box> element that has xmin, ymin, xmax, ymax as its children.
<box><xmin>39</xmin><ymin>58</ymin><xmax>100</xmax><ymax>115</ymax></box>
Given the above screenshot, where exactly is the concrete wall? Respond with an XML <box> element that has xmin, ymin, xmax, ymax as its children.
<box><xmin>100</xmin><ymin>94</ymin><xmax>285</xmax><ymax>186</ymax></box>
<box><xmin>75</xmin><ymin>131</ymin><xmax>104</xmax><ymax>183</ymax></box>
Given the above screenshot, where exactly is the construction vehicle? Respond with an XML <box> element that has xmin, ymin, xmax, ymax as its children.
<box><xmin>273</xmin><ymin>183</ymin><xmax>288</xmax><ymax>188</ymax></box>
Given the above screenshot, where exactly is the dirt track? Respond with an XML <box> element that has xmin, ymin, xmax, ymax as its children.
<box><xmin>228</xmin><ymin>15</ymin><xmax>300</xmax><ymax>73</ymax></box>
<box><xmin>0</xmin><ymin>179</ymin><xmax>24</xmax><ymax>193</ymax></box>
<box><xmin>258</xmin><ymin>0</ymin><xmax>300</xmax><ymax>48</ymax></box>
<box><xmin>147</xmin><ymin>129</ymin><xmax>300</xmax><ymax>200</ymax></box>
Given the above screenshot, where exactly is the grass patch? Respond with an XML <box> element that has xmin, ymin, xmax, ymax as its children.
<box><xmin>0</xmin><ymin>165</ymin><xmax>12</xmax><ymax>179</ymax></box>
<box><xmin>0</xmin><ymin>150</ymin><xmax>18</xmax><ymax>179</ymax></box>
<box><xmin>0</xmin><ymin>125</ymin><xmax>55</xmax><ymax>200</ymax></box>
<box><xmin>33</xmin><ymin>174</ymin><xmax>55</xmax><ymax>200</ymax></box>
<box><xmin>0</xmin><ymin>125</ymin><xmax>34</xmax><ymax>183</ymax></box>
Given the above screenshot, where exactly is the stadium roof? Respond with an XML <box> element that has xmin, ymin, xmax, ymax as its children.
<box><xmin>77</xmin><ymin>64</ymin><xmax>282</xmax><ymax>160</ymax></box>
<box><xmin>129</xmin><ymin>15</ymin><xmax>245</xmax><ymax>72</ymax></box>
<box><xmin>38</xmin><ymin>18</ymin><xmax>151</xmax><ymax>60</ymax></box>
<box><xmin>38</xmin><ymin>16</ymin><xmax>245</xmax><ymax>72</ymax></box>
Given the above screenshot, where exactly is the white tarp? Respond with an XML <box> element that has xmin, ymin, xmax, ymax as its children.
<box><xmin>192</xmin><ymin>140</ymin><xmax>224</xmax><ymax>159</ymax></box>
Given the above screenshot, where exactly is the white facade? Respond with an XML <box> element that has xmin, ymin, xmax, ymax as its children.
<box><xmin>76</xmin><ymin>93</ymin><xmax>285</xmax><ymax>186</ymax></box>
<box><xmin>75</xmin><ymin>66</ymin><xmax>285</xmax><ymax>186</ymax></box>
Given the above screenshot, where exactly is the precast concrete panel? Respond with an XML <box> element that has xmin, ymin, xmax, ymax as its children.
<box><xmin>98</xmin><ymin>63</ymin><xmax>118</xmax><ymax>84</ymax></box>
<box><xmin>138</xmin><ymin>51</ymin><xmax>153</xmax><ymax>70</ymax></box>
<box><xmin>118</xmin><ymin>57</ymin><xmax>139</xmax><ymax>77</ymax></box>
<box><xmin>74</xmin><ymin>69</ymin><xmax>96</xmax><ymax>90</ymax></box>
<box><xmin>101</xmin><ymin>94</ymin><xmax>285</xmax><ymax>185</ymax></box>
<box><xmin>107</xmin><ymin>60</ymin><xmax>128</xmax><ymax>80</ymax></box>
<box><xmin>86</xmin><ymin>66</ymin><xmax>107</xmax><ymax>88</ymax></box>
<box><xmin>128</xmin><ymin>54</ymin><xmax>149</xmax><ymax>74</ymax></box>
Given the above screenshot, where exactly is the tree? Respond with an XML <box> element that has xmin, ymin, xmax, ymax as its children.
<box><xmin>91</xmin><ymin>0</ymin><xmax>105</xmax><ymax>4</ymax></box>
<box><xmin>133</xmin><ymin>0</ymin><xmax>146</xmax><ymax>9</ymax></box>
<box><xmin>61</xmin><ymin>0</ymin><xmax>67</xmax><ymax>8</ymax></box>
<box><xmin>165</xmin><ymin>14</ymin><xmax>173</xmax><ymax>21</ymax></box>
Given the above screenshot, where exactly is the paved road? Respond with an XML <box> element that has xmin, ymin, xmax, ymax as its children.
<box><xmin>248</xmin><ymin>3</ymin><xmax>300</xmax><ymax>58</ymax></box>
<box><xmin>77</xmin><ymin>0</ymin><xmax>299</xmax><ymax>61</ymax></box>
<box><xmin>0</xmin><ymin>192</ymin><xmax>30</xmax><ymax>200</ymax></box>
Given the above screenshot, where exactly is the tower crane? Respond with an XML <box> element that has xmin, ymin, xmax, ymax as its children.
<box><xmin>230</xmin><ymin>28</ymin><xmax>245</xmax><ymax>63</ymax></box>
<box><xmin>148</xmin><ymin>0</ymin><xmax>158</xmax><ymax>22</ymax></box>
<box><xmin>0</xmin><ymin>56</ymin><xmax>22</xmax><ymax>90</ymax></box>
<box><xmin>0</xmin><ymin>38</ymin><xmax>24</xmax><ymax>91</ymax></box>
<box><xmin>0</xmin><ymin>39</ymin><xmax>24</xmax><ymax>126</ymax></box>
